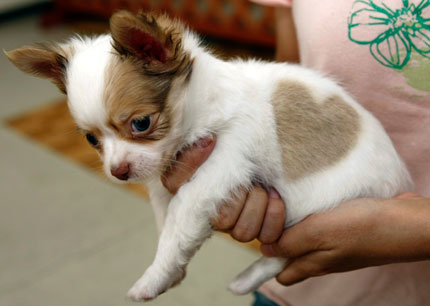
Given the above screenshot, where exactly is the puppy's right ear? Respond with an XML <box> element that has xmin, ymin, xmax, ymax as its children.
<box><xmin>5</xmin><ymin>45</ymin><xmax>68</xmax><ymax>93</ymax></box>
<box><xmin>110</xmin><ymin>11</ymin><xmax>187</xmax><ymax>74</ymax></box>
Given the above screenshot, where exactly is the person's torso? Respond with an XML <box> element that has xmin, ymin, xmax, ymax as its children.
<box><xmin>292</xmin><ymin>0</ymin><xmax>430</xmax><ymax>195</ymax></box>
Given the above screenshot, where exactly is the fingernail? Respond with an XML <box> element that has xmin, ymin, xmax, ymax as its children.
<box><xmin>269</xmin><ymin>188</ymin><xmax>281</xmax><ymax>199</ymax></box>
<box><xmin>196</xmin><ymin>136</ymin><xmax>213</xmax><ymax>148</ymax></box>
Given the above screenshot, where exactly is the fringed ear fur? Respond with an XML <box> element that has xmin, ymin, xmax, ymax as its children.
<box><xmin>5</xmin><ymin>44</ymin><xmax>68</xmax><ymax>93</ymax></box>
<box><xmin>110</xmin><ymin>11</ymin><xmax>188</xmax><ymax>75</ymax></box>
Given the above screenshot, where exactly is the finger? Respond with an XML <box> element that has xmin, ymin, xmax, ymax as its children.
<box><xmin>258</xmin><ymin>188</ymin><xmax>286</xmax><ymax>244</ymax></box>
<box><xmin>276</xmin><ymin>260</ymin><xmax>313</xmax><ymax>286</ymax></box>
<box><xmin>162</xmin><ymin>135</ymin><xmax>216</xmax><ymax>194</ymax></box>
<box><xmin>231</xmin><ymin>186</ymin><xmax>268</xmax><ymax>242</ymax></box>
<box><xmin>261</xmin><ymin>215</ymin><xmax>320</xmax><ymax>258</ymax></box>
<box><xmin>276</xmin><ymin>252</ymin><xmax>330</xmax><ymax>286</ymax></box>
<box><xmin>211</xmin><ymin>189</ymin><xmax>247</xmax><ymax>231</ymax></box>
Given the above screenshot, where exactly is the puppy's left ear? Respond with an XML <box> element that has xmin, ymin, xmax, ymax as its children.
<box><xmin>5</xmin><ymin>44</ymin><xmax>68</xmax><ymax>93</ymax></box>
<box><xmin>110</xmin><ymin>11</ymin><xmax>186</xmax><ymax>74</ymax></box>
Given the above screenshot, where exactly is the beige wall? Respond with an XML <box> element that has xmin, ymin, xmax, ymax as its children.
<box><xmin>0</xmin><ymin>0</ymin><xmax>49</xmax><ymax>13</ymax></box>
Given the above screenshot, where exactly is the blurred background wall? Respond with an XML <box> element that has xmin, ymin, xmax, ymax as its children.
<box><xmin>43</xmin><ymin>0</ymin><xmax>276</xmax><ymax>46</ymax></box>
<box><xmin>0</xmin><ymin>0</ymin><xmax>48</xmax><ymax>12</ymax></box>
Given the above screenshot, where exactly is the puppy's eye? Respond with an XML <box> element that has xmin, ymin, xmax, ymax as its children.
<box><xmin>131</xmin><ymin>116</ymin><xmax>151</xmax><ymax>133</ymax></box>
<box><xmin>85</xmin><ymin>133</ymin><xmax>99</xmax><ymax>147</ymax></box>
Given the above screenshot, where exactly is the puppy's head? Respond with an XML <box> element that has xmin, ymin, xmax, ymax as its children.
<box><xmin>6</xmin><ymin>11</ymin><xmax>193</xmax><ymax>183</ymax></box>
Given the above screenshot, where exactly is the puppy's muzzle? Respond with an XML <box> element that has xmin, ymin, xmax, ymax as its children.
<box><xmin>111</xmin><ymin>161</ymin><xmax>130</xmax><ymax>181</ymax></box>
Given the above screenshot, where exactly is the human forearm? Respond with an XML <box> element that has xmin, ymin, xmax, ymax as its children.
<box><xmin>378</xmin><ymin>195</ymin><xmax>430</xmax><ymax>262</ymax></box>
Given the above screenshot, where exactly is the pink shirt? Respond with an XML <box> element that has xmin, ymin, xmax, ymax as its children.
<box><xmin>254</xmin><ymin>0</ymin><xmax>430</xmax><ymax>196</ymax></box>
<box><xmin>252</xmin><ymin>0</ymin><xmax>430</xmax><ymax>305</ymax></box>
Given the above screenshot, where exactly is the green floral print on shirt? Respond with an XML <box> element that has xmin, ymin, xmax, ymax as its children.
<box><xmin>348</xmin><ymin>0</ymin><xmax>430</xmax><ymax>69</ymax></box>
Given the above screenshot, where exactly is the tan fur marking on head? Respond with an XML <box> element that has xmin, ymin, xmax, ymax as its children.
<box><xmin>271</xmin><ymin>81</ymin><xmax>361</xmax><ymax>181</ymax></box>
<box><xmin>104</xmin><ymin>56</ymin><xmax>170</xmax><ymax>142</ymax></box>
<box><xmin>105</xmin><ymin>12</ymin><xmax>193</xmax><ymax>144</ymax></box>
<box><xmin>104</xmin><ymin>50</ymin><xmax>192</xmax><ymax>143</ymax></box>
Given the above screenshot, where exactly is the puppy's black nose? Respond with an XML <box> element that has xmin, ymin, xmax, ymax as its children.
<box><xmin>111</xmin><ymin>162</ymin><xmax>130</xmax><ymax>181</ymax></box>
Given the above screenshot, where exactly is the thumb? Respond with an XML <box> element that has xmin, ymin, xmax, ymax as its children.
<box><xmin>162</xmin><ymin>134</ymin><xmax>216</xmax><ymax>194</ymax></box>
<box><xmin>260</xmin><ymin>215</ymin><xmax>321</xmax><ymax>258</ymax></box>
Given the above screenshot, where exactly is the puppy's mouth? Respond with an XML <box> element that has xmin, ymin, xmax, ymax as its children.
<box><xmin>110</xmin><ymin>170</ymin><xmax>140</xmax><ymax>183</ymax></box>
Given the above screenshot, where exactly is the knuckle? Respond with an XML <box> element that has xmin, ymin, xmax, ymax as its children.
<box><xmin>295</xmin><ymin>218</ymin><xmax>319</xmax><ymax>242</ymax></box>
<box><xmin>258</xmin><ymin>232</ymin><xmax>277</xmax><ymax>244</ymax></box>
<box><xmin>258</xmin><ymin>233</ymin><xmax>271</xmax><ymax>244</ymax></box>
<box><xmin>212</xmin><ymin>218</ymin><xmax>231</xmax><ymax>231</ymax></box>
<box><xmin>258</xmin><ymin>204</ymin><xmax>285</xmax><ymax>244</ymax></box>
<box><xmin>212</xmin><ymin>216</ymin><xmax>234</xmax><ymax>231</ymax></box>
<box><xmin>252</xmin><ymin>186</ymin><xmax>268</xmax><ymax>201</ymax></box>
<box><xmin>275</xmin><ymin>242</ymin><xmax>295</xmax><ymax>258</ymax></box>
<box><xmin>267</xmin><ymin>200</ymin><xmax>286</xmax><ymax>218</ymax></box>
<box><xmin>212</xmin><ymin>205</ymin><xmax>236</xmax><ymax>230</ymax></box>
<box><xmin>231</xmin><ymin>224</ymin><xmax>257</xmax><ymax>242</ymax></box>
<box><xmin>303</xmin><ymin>226</ymin><xmax>325</xmax><ymax>247</ymax></box>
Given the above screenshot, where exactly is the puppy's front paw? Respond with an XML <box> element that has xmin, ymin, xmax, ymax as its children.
<box><xmin>127</xmin><ymin>266</ymin><xmax>185</xmax><ymax>302</ymax></box>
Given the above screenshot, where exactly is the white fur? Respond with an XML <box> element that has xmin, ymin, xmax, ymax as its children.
<box><xmin>62</xmin><ymin>29</ymin><xmax>412</xmax><ymax>301</ymax></box>
<box><xmin>66</xmin><ymin>35</ymin><xmax>112</xmax><ymax>130</ymax></box>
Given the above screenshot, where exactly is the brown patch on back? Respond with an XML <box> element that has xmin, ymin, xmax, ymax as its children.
<box><xmin>271</xmin><ymin>81</ymin><xmax>360</xmax><ymax>181</ymax></box>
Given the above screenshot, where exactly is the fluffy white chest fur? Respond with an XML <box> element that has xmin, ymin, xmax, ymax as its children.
<box><xmin>7</xmin><ymin>11</ymin><xmax>411</xmax><ymax>302</ymax></box>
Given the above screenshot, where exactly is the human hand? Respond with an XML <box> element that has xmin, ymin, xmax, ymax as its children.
<box><xmin>260</xmin><ymin>193</ymin><xmax>430</xmax><ymax>286</ymax></box>
<box><xmin>161</xmin><ymin>135</ymin><xmax>286</xmax><ymax>244</ymax></box>
<box><xmin>161</xmin><ymin>135</ymin><xmax>217</xmax><ymax>194</ymax></box>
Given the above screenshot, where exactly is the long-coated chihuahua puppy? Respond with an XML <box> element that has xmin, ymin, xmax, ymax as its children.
<box><xmin>7</xmin><ymin>11</ymin><xmax>412</xmax><ymax>301</ymax></box>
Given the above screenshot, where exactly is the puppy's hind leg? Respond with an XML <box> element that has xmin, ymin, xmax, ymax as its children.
<box><xmin>229</xmin><ymin>256</ymin><xmax>287</xmax><ymax>295</ymax></box>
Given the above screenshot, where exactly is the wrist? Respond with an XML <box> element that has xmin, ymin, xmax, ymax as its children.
<box><xmin>378</xmin><ymin>197</ymin><xmax>430</xmax><ymax>262</ymax></box>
